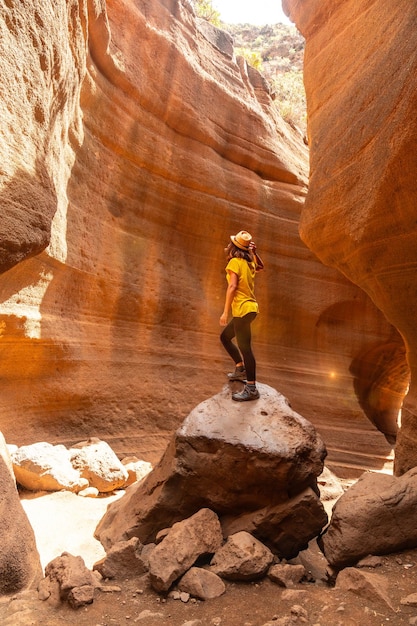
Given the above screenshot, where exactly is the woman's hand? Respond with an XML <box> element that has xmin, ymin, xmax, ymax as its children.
<box><xmin>250</xmin><ymin>241</ymin><xmax>264</xmax><ymax>270</ymax></box>
<box><xmin>219</xmin><ymin>312</ymin><xmax>228</xmax><ymax>326</ymax></box>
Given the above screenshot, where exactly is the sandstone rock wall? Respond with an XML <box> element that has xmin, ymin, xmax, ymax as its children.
<box><xmin>284</xmin><ymin>0</ymin><xmax>416</xmax><ymax>473</ymax></box>
<box><xmin>0</xmin><ymin>0</ymin><xmax>401</xmax><ymax>476</ymax></box>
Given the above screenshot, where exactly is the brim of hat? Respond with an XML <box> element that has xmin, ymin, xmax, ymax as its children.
<box><xmin>230</xmin><ymin>235</ymin><xmax>250</xmax><ymax>250</ymax></box>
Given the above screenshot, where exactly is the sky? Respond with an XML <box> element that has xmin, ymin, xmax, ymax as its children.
<box><xmin>213</xmin><ymin>0</ymin><xmax>292</xmax><ymax>25</ymax></box>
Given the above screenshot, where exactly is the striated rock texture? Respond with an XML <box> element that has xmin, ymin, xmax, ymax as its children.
<box><xmin>0</xmin><ymin>0</ymin><xmax>404</xmax><ymax>476</ymax></box>
<box><xmin>284</xmin><ymin>0</ymin><xmax>417</xmax><ymax>473</ymax></box>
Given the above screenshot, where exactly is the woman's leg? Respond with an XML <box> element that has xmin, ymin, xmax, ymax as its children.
<box><xmin>233</xmin><ymin>312</ymin><xmax>257</xmax><ymax>382</ymax></box>
<box><xmin>220</xmin><ymin>319</ymin><xmax>243</xmax><ymax>365</ymax></box>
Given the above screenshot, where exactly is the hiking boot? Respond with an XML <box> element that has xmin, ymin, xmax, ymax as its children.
<box><xmin>227</xmin><ymin>367</ymin><xmax>247</xmax><ymax>381</ymax></box>
<box><xmin>232</xmin><ymin>384</ymin><xmax>260</xmax><ymax>402</ymax></box>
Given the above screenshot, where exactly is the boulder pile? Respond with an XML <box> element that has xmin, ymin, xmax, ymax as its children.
<box><xmin>9</xmin><ymin>437</ymin><xmax>152</xmax><ymax>495</ymax></box>
<box><xmin>96</xmin><ymin>383</ymin><xmax>328</xmax><ymax>558</ymax></box>
<box><xmin>38</xmin><ymin>507</ymin><xmax>315</xmax><ymax>610</ymax></box>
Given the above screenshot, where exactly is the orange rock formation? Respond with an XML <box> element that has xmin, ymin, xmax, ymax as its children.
<box><xmin>0</xmin><ymin>0</ymin><xmax>404</xmax><ymax>476</ymax></box>
<box><xmin>284</xmin><ymin>0</ymin><xmax>415</xmax><ymax>473</ymax></box>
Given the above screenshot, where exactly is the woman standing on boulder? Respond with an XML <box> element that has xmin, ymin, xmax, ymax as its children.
<box><xmin>220</xmin><ymin>230</ymin><xmax>264</xmax><ymax>401</ymax></box>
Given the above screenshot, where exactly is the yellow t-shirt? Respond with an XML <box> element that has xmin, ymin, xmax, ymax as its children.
<box><xmin>226</xmin><ymin>257</ymin><xmax>259</xmax><ymax>318</ymax></box>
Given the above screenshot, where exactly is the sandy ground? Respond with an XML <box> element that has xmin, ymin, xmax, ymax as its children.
<box><xmin>1</xmin><ymin>490</ymin><xmax>417</xmax><ymax>625</ymax></box>
<box><xmin>19</xmin><ymin>489</ymin><xmax>124</xmax><ymax>570</ymax></box>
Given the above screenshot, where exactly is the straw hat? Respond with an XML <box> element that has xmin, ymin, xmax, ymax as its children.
<box><xmin>230</xmin><ymin>230</ymin><xmax>252</xmax><ymax>250</ymax></box>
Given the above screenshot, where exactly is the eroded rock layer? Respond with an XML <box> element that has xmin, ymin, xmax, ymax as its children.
<box><xmin>284</xmin><ymin>0</ymin><xmax>416</xmax><ymax>473</ymax></box>
<box><xmin>0</xmin><ymin>0</ymin><xmax>402</xmax><ymax>475</ymax></box>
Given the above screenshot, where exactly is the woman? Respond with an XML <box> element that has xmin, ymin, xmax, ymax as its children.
<box><xmin>220</xmin><ymin>229</ymin><xmax>264</xmax><ymax>401</ymax></box>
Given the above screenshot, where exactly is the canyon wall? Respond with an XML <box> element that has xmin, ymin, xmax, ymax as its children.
<box><xmin>284</xmin><ymin>0</ymin><xmax>416</xmax><ymax>473</ymax></box>
<box><xmin>0</xmin><ymin>0</ymin><xmax>402</xmax><ymax>476</ymax></box>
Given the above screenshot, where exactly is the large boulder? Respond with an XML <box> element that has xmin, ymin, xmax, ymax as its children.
<box><xmin>0</xmin><ymin>432</ymin><xmax>42</xmax><ymax>594</ymax></box>
<box><xmin>319</xmin><ymin>468</ymin><xmax>417</xmax><ymax>568</ymax></box>
<box><xmin>95</xmin><ymin>384</ymin><xmax>327</xmax><ymax>552</ymax></box>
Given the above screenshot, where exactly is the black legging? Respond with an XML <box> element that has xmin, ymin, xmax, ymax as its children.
<box><xmin>220</xmin><ymin>312</ymin><xmax>257</xmax><ymax>381</ymax></box>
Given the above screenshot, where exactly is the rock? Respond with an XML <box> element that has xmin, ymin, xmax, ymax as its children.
<box><xmin>140</xmin><ymin>543</ymin><xmax>155</xmax><ymax>569</ymax></box>
<box><xmin>178</xmin><ymin>567</ymin><xmax>226</xmax><ymax>600</ymax></box>
<box><xmin>400</xmin><ymin>593</ymin><xmax>417</xmax><ymax>606</ymax></box>
<box><xmin>210</xmin><ymin>531</ymin><xmax>274</xmax><ymax>581</ymax></box>
<box><xmin>319</xmin><ymin>469</ymin><xmax>417</xmax><ymax>568</ymax></box>
<box><xmin>121</xmin><ymin>456</ymin><xmax>153</xmax><ymax>487</ymax></box>
<box><xmin>289</xmin><ymin>605</ymin><xmax>309</xmax><ymax>621</ymax></box>
<box><xmin>220</xmin><ymin>487</ymin><xmax>328</xmax><ymax>559</ymax></box>
<box><xmin>261</xmin><ymin>604</ymin><xmax>309</xmax><ymax>626</ymax></box>
<box><xmin>155</xmin><ymin>528</ymin><xmax>171</xmax><ymax>544</ymax></box>
<box><xmin>43</xmin><ymin>552</ymin><xmax>98</xmax><ymax>604</ymax></box>
<box><xmin>78</xmin><ymin>486</ymin><xmax>100</xmax><ymax>498</ymax></box>
<box><xmin>335</xmin><ymin>567</ymin><xmax>395</xmax><ymax>612</ymax></box>
<box><xmin>357</xmin><ymin>556</ymin><xmax>384</xmax><ymax>569</ymax></box>
<box><xmin>69</xmin><ymin>438</ymin><xmax>128</xmax><ymax>493</ymax></box>
<box><xmin>67</xmin><ymin>584</ymin><xmax>95</xmax><ymax>609</ymax></box>
<box><xmin>281</xmin><ymin>590</ymin><xmax>308</xmax><ymax>602</ymax></box>
<box><xmin>93</xmin><ymin>537</ymin><xmax>148</xmax><ymax>580</ymax></box>
<box><xmin>95</xmin><ymin>384</ymin><xmax>327</xmax><ymax>550</ymax></box>
<box><xmin>180</xmin><ymin>591</ymin><xmax>190</xmax><ymax>603</ymax></box>
<box><xmin>1</xmin><ymin>435</ymin><xmax>16</xmax><ymax>485</ymax></box>
<box><xmin>37</xmin><ymin>576</ymin><xmax>61</xmax><ymax>607</ymax></box>
<box><xmin>317</xmin><ymin>466</ymin><xmax>345</xmax><ymax>501</ymax></box>
<box><xmin>268</xmin><ymin>564</ymin><xmax>306</xmax><ymax>587</ymax></box>
<box><xmin>0</xmin><ymin>433</ymin><xmax>43</xmax><ymax>594</ymax></box>
<box><xmin>148</xmin><ymin>508</ymin><xmax>223</xmax><ymax>592</ymax></box>
<box><xmin>135</xmin><ymin>609</ymin><xmax>164</xmax><ymax>620</ymax></box>
<box><xmin>196</xmin><ymin>17</ymin><xmax>234</xmax><ymax>57</ymax></box>
<box><xmin>289</xmin><ymin>541</ymin><xmax>329</xmax><ymax>583</ymax></box>
<box><xmin>96</xmin><ymin>584</ymin><xmax>122</xmax><ymax>593</ymax></box>
<box><xmin>11</xmin><ymin>442</ymin><xmax>87</xmax><ymax>493</ymax></box>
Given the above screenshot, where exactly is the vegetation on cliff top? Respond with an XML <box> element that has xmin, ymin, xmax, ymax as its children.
<box><xmin>225</xmin><ymin>23</ymin><xmax>306</xmax><ymax>132</ymax></box>
<box><xmin>193</xmin><ymin>0</ymin><xmax>306</xmax><ymax>132</ymax></box>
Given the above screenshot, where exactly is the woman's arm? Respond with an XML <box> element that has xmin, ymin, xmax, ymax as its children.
<box><xmin>254</xmin><ymin>251</ymin><xmax>264</xmax><ymax>271</ymax></box>
<box><xmin>249</xmin><ymin>241</ymin><xmax>264</xmax><ymax>271</ymax></box>
<box><xmin>220</xmin><ymin>271</ymin><xmax>238</xmax><ymax>326</ymax></box>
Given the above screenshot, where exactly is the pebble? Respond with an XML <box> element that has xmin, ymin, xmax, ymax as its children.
<box><xmin>97</xmin><ymin>585</ymin><xmax>122</xmax><ymax>593</ymax></box>
<box><xmin>134</xmin><ymin>609</ymin><xmax>164</xmax><ymax>621</ymax></box>
<box><xmin>401</xmin><ymin>593</ymin><xmax>417</xmax><ymax>606</ymax></box>
<box><xmin>357</xmin><ymin>555</ymin><xmax>383</xmax><ymax>568</ymax></box>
